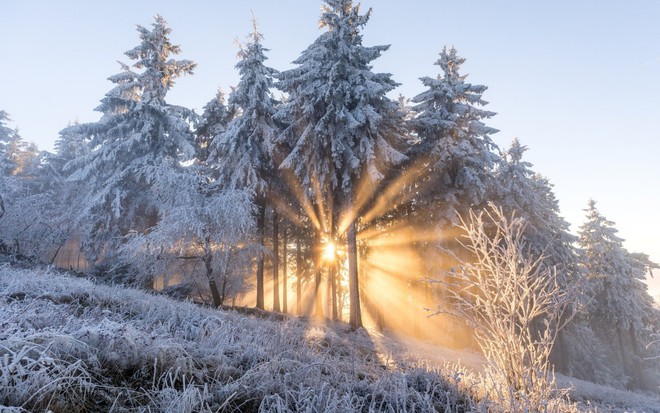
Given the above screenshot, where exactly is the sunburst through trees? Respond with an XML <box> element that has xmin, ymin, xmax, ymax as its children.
<box><xmin>2</xmin><ymin>0</ymin><xmax>659</xmax><ymax>396</ymax></box>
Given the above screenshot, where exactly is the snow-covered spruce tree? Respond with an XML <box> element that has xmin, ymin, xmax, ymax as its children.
<box><xmin>29</xmin><ymin>123</ymin><xmax>96</xmax><ymax>267</ymax></box>
<box><xmin>0</xmin><ymin>133</ymin><xmax>66</xmax><ymax>262</ymax></box>
<box><xmin>495</xmin><ymin>139</ymin><xmax>579</xmax><ymax>277</ymax></box>
<box><xmin>409</xmin><ymin>46</ymin><xmax>499</xmax><ymax>225</ymax></box>
<box><xmin>0</xmin><ymin>110</ymin><xmax>20</xmax><ymax>179</ymax></box>
<box><xmin>65</xmin><ymin>15</ymin><xmax>196</xmax><ymax>266</ymax></box>
<box><xmin>49</xmin><ymin>120</ymin><xmax>91</xmax><ymax>177</ymax></box>
<box><xmin>0</xmin><ymin>111</ymin><xmax>18</xmax><ymax>222</ymax></box>
<box><xmin>196</xmin><ymin>89</ymin><xmax>236</xmax><ymax>161</ymax></box>
<box><xmin>276</xmin><ymin>0</ymin><xmax>407</xmax><ymax>328</ymax></box>
<box><xmin>578</xmin><ymin>200</ymin><xmax>659</xmax><ymax>389</ymax></box>
<box><xmin>0</xmin><ymin>112</ymin><xmax>40</xmax><ymax>182</ymax></box>
<box><xmin>208</xmin><ymin>23</ymin><xmax>280</xmax><ymax>310</ymax></box>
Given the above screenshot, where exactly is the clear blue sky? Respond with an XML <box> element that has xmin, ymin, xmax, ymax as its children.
<box><xmin>2</xmin><ymin>1</ymin><xmax>659</xmax><ymax>294</ymax></box>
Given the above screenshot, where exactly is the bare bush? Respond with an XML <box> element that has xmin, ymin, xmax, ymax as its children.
<box><xmin>434</xmin><ymin>205</ymin><xmax>575</xmax><ymax>411</ymax></box>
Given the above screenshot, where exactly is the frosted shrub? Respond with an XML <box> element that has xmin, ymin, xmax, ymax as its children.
<box><xmin>434</xmin><ymin>205</ymin><xmax>574</xmax><ymax>412</ymax></box>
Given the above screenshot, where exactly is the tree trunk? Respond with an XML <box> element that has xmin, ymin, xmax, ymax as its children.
<box><xmin>296</xmin><ymin>233</ymin><xmax>302</xmax><ymax>315</ymax></box>
<box><xmin>273</xmin><ymin>209</ymin><xmax>280</xmax><ymax>312</ymax></box>
<box><xmin>282</xmin><ymin>223</ymin><xmax>288</xmax><ymax>314</ymax></box>
<box><xmin>629</xmin><ymin>324</ymin><xmax>646</xmax><ymax>389</ymax></box>
<box><xmin>208</xmin><ymin>278</ymin><xmax>223</xmax><ymax>308</ymax></box>
<box><xmin>204</xmin><ymin>237</ymin><xmax>222</xmax><ymax>308</ymax></box>
<box><xmin>314</xmin><ymin>230</ymin><xmax>323</xmax><ymax>317</ymax></box>
<box><xmin>617</xmin><ymin>326</ymin><xmax>629</xmax><ymax>383</ymax></box>
<box><xmin>256</xmin><ymin>201</ymin><xmax>265</xmax><ymax>310</ymax></box>
<box><xmin>554</xmin><ymin>329</ymin><xmax>569</xmax><ymax>374</ymax></box>
<box><xmin>376</xmin><ymin>293</ymin><xmax>384</xmax><ymax>332</ymax></box>
<box><xmin>329</xmin><ymin>212</ymin><xmax>338</xmax><ymax>321</ymax></box>
<box><xmin>347</xmin><ymin>219</ymin><xmax>362</xmax><ymax>329</ymax></box>
<box><xmin>330</xmin><ymin>263</ymin><xmax>338</xmax><ymax>320</ymax></box>
<box><xmin>219</xmin><ymin>277</ymin><xmax>227</xmax><ymax>306</ymax></box>
<box><xmin>49</xmin><ymin>241</ymin><xmax>65</xmax><ymax>266</ymax></box>
<box><xmin>326</xmin><ymin>265</ymin><xmax>332</xmax><ymax>317</ymax></box>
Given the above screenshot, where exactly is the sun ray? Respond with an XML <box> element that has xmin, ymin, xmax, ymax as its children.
<box><xmin>337</xmin><ymin>155</ymin><xmax>434</xmax><ymax>235</ymax></box>
<box><xmin>279</xmin><ymin>169</ymin><xmax>322</xmax><ymax>232</ymax></box>
<box><xmin>360</xmin><ymin>156</ymin><xmax>435</xmax><ymax>226</ymax></box>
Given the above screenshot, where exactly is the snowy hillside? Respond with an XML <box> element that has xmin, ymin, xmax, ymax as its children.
<box><xmin>2</xmin><ymin>265</ymin><xmax>659</xmax><ymax>412</ymax></box>
<box><xmin>0</xmin><ymin>265</ymin><xmax>474</xmax><ymax>412</ymax></box>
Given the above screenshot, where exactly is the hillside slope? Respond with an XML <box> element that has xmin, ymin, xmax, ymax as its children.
<box><xmin>1</xmin><ymin>265</ymin><xmax>659</xmax><ymax>412</ymax></box>
<box><xmin>0</xmin><ymin>265</ymin><xmax>473</xmax><ymax>412</ymax></box>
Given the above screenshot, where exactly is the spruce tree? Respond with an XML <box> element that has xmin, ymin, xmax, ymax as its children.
<box><xmin>578</xmin><ymin>200</ymin><xmax>659</xmax><ymax>388</ymax></box>
<box><xmin>208</xmin><ymin>23</ymin><xmax>279</xmax><ymax>310</ymax></box>
<box><xmin>66</xmin><ymin>15</ymin><xmax>197</xmax><ymax>262</ymax></box>
<box><xmin>277</xmin><ymin>0</ymin><xmax>407</xmax><ymax>327</ymax></box>
<box><xmin>0</xmin><ymin>111</ymin><xmax>17</xmax><ymax>219</ymax></box>
<box><xmin>410</xmin><ymin>46</ymin><xmax>498</xmax><ymax>224</ymax></box>
<box><xmin>50</xmin><ymin>120</ymin><xmax>91</xmax><ymax>178</ymax></box>
<box><xmin>496</xmin><ymin>139</ymin><xmax>577</xmax><ymax>273</ymax></box>
<box><xmin>0</xmin><ymin>111</ymin><xmax>20</xmax><ymax>177</ymax></box>
<box><xmin>197</xmin><ymin>89</ymin><xmax>235</xmax><ymax>161</ymax></box>
<box><xmin>495</xmin><ymin>139</ymin><xmax>584</xmax><ymax>374</ymax></box>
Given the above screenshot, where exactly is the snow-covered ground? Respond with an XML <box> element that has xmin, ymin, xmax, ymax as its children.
<box><xmin>1</xmin><ymin>265</ymin><xmax>659</xmax><ymax>412</ymax></box>
<box><xmin>365</xmin><ymin>329</ymin><xmax>660</xmax><ymax>412</ymax></box>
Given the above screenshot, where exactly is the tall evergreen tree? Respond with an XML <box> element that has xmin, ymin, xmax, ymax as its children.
<box><xmin>50</xmin><ymin>120</ymin><xmax>91</xmax><ymax>178</ymax></box>
<box><xmin>0</xmin><ymin>112</ymin><xmax>13</xmax><ymax>229</ymax></box>
<box><xmin>0</xmin><ymin>113</ymin><xmax>65</xmax><ymax>261</ymax></box>
<box><xmin>209</xmin><ymin>23</ymin><xmax>279</xmax><ymax>310</ymax></box>
<box><xmin>0</xmin><ymin>111</ymin><xmax>20</xmax><ymax>177</ymax></box>
<box><xmin>0</xmin><ymin>111</ymin><xmax>18</xmax><ymax>219</ymax></box>
<box><xmin>197</xmin><ymin>89</ymin><xmax>235</xmax><ymax>161</ymax></box>
<box><xmin>277</xmin><ymin>0</ymin><xmax>407</xmax><ymax>327</ymax></box>
<box><xmin>410</xmin><ymin>46</ymin><xmax>498</xmax><ymax>224</ymax></box>
<box><xmin>495</xmin><ymin>139</ymin><xmax>584</xmax><ymax>374</ymax></box>
<box><xmin>0</xmin><ymin>112</ymin><xmax>38</xmax><ymax>179</ymax></box>
<box><xmin>578</xmin><ymin>200</ymin><xmax>659</xmax><ymax>389</ymax></box>
<box><xmin>496</xmin><ymin>139</ymin><xmax>578</xmax><ymax>274</ymax></box>
<box><xmin>66</xmin><ymin>15</ymin><xmax>197</xmax><ymax>262</ymax></box>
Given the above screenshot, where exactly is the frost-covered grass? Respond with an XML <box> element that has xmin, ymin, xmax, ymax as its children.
<box><xmin>2</xmin><ymin>265</ymin><xmax>657</xmax><ymax>412</ymax></box>
<box><xmin>0</xmin><ymin>265</ymin><xmax>475</xmax><ymax>412</ymax></box>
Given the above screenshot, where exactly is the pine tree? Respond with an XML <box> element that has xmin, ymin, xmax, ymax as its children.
<box><xmin>578</xmin><ymin>200</ymin><xmax>659</xmax><ymax>389</ymax></box>
<box><xmin>0</xmin><ymin>111</ymin><xmax>18</xmax><ymax>220</ymax></box>
<box><xmin>410</xmin><ymin>46</ymin><xmax>498</xmax><ymax>224</ymax></box>
<box><xmin>66</xmin><ymin>15</ymin><xmax>197</xmax><ymax>262</ymax></box>
<box><xmin>277</xmin><ymin>0</ymin><xmax>406</xmax><ymax>327</ymax></box>
<box><xmin>208</xmin><ymin>22</ymin><xmax>280</xmax><ymax>310</ymax></box>
<box><xmin>0</xmin><ymin>111</ymin><xmax>20</xmax><ymax>177</ymax></box>
<box><xmin>50</xmin><ymin>120</ymin><xmax>91</xmax><ymax>177</ymax></box>
<box><xmin>496</xmin><ymin>139</ymin><xmax>577</xmax><ymax>274</ymax></box>
<box><xmin>196</xmin><ymin>89</ymin><xmax>235</xmax><ymax>161</ymax></box>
